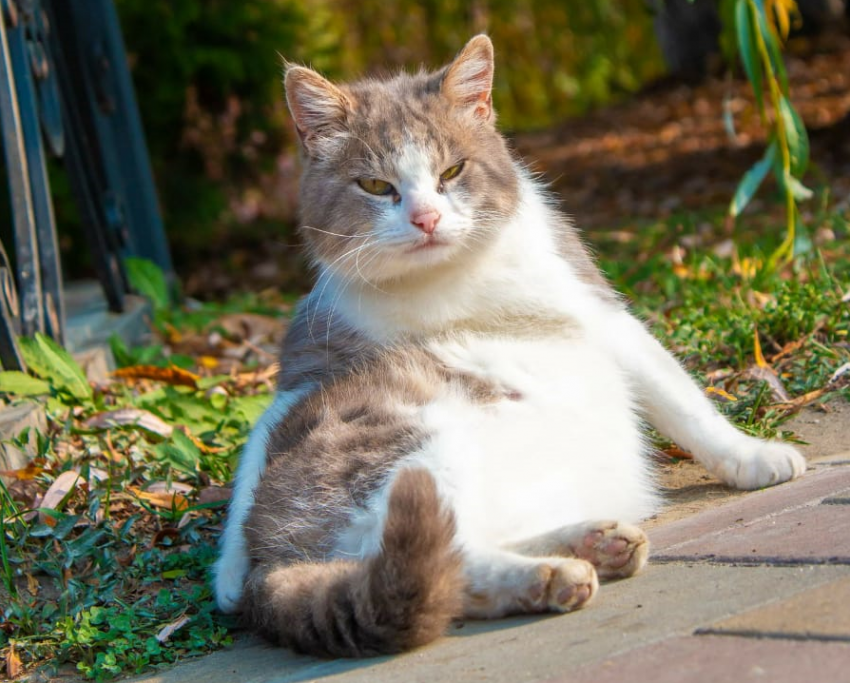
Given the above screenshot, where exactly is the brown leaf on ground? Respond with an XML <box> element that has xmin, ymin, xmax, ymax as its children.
<box><xmin>0</xmin><ymin>461</ymin><xmax>43</xmax><ymax>481</ymax></box>
<box><xmin>772</xmin><ymin>387</ymin><xmax>831</xmax><ymax>413</ymax></box>
<box><xmin>211</xmin><ymin>312</ymin><xmax>282</xmax><ymax>343</ymax></box>
<box><xmin>5</xmin><ymin>642</ymin><xmax>22</xmax><ymax>679</ymax></box>
<box><xmin>660</xmin><ymin>446</ymin><xmax>695</xmax><ymax>460</ymax></box>
<box><xmin>129</xmin><ymin>486</ymin><xmax>189</xmax><ymax>512</ymax></box>
<box><xmin>39</xmin><ymin>471</ymin><xmax>84</xmax><ymax>522</ymax></box>
<box><xmin>197</xmin><ymin>486</ymin><xmax>231</xmax><ymax>505</ymax></box>
<box><xmin>745</xmin><ymin>365</ymin><xmax>791</xmax><ymax>402</ymax></box>
<box><xmin>113</xmin><ymin>365</ymin><xmax>199</xmax><ymax>389</ymax></box>
<box><xmin>151</xmin><ymin>527</ymin><xmax>181</xmax><ymax>547</ymax></box>
<box><xmin>84</xmin><ymin>408</ymin><xmax>174</xmax><ymax>438</ymax></box>
<box><xmin>146</xmin><ymin>481</ymin><xmax>193</xmax><ymax>495</ymax></box>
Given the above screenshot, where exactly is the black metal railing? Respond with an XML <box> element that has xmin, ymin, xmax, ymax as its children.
<box><xmin>0</xmin><ymin>0</ymin><xmax>172</xmax><ymax>370</ymax></box>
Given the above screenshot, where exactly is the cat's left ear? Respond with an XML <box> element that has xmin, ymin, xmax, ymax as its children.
<box><xmin>441</xmin><ymin>35</ymin><xmax>494</xmax><ymax>123</ymax></box>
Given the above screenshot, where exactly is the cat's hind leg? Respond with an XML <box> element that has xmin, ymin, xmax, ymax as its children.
<box><xmin>505</xmin><ymin>520</ymin><xmax>649</xmax><ymax>581</ymax></box>
<box><xmin>462</xmin><ymin>549</ymin><xmax>598</xmax><ymax>619</ymax></box>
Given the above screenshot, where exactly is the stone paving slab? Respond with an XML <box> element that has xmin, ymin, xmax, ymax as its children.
<box><xmin>127</xmin><ymin>564</ymin><xmax>850</xmax><ymax>683</ymax></box>
<box><xmin>700</xmin><ymin>575</ymin><xmax>850</xmax><ymax>641</ymax></box>
<box><xmin>548</xmin><ymin>635</ymin><xmax>850</xmax><ymax>683</ymax></box>
<box><xmin>654</xmin><ymin>502</ymin><xmax>850</xmax><ymax>564</ymax></box>
<box><xmin>650</xmin><ymin>465</ymin><xmax>850</xmax><ymax>556</ymax></box>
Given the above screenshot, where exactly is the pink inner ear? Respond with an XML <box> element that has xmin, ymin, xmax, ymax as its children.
<box><xmin>473</xmin><ymin>93</ymin><xmax>492</xmax><ymax>120</ymax></box>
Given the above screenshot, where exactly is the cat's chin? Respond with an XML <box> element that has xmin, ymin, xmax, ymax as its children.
<box><xmin>405</xmin><ymin>239</ymin><xmax>451</xmax><ymax>254</ymax></box>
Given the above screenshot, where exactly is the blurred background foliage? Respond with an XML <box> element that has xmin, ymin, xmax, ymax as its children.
<box><xmin>111</xmin><ymin>0</ymin><xmax>664</xmax><ymax>265</ymax></box>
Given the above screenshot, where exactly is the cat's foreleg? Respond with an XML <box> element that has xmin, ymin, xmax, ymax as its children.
<box><xmin>214</xmin><ymin>389</ymin><xmax>305</xmax><ymax>612</ymax></box>
<box><xmin>462</xmin><ymin>548</ymin><xmax>598</xmax><ymax>618</ymax></box>
<box><xmin>505</xmin><ymin>520</ymin><xmax>648</xmax><ymax>581</ymax></box>
<box><xmin>602</xmin><ymin>309</ymin><xmax>805</xmax><ymax>489</ymax></box>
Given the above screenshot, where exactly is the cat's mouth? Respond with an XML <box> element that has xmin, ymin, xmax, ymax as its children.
<box><xmin>407</xmin><ymin>236</ymin><xmax>450</xmax><ymax>253</ymax></box>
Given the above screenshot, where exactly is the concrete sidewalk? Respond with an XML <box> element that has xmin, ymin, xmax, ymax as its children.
<box><xmin>129</xmin><ymin>404</ymin><xmax>850</xmax><ymax>683</ymax></box>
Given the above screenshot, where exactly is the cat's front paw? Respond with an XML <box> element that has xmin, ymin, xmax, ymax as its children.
<box><xmin>713</xmin><ymin>439</ymin><xmax>806</xmax><ymax>490</ymax></box>
<box><xmin>213</xmin><ymin>549</ymin><xmax>249</xmax><ymax>613</ymax></box>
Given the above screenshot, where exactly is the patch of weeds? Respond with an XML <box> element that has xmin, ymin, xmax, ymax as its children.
<box><xmin>595</xmin><ymin>206</ymin><xmax>850</xmax><ymax>440</ymax></box>
<box><xmin>0</xmin><ymin>276</ymin><xmax>289</xmax><ymax>680</ymax></box>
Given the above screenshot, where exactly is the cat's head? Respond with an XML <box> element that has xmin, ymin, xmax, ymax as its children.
<box><xmin>284</xmin><ymin>35</ymin><xmax>520</xmax><ymax>285</ymax></box>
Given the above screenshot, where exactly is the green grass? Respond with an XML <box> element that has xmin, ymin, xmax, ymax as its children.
<box><xmin>1</xmin><ymin>201</ymin><xmax>849</xmax><ymax>680</ymax></box>
<box><xmin>593</xmin><ymin>200</ymin><xmax>850</xmax><ymax>442</ymax></box>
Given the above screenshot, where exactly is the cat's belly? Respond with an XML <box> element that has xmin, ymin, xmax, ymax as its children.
<box><xmin>334</xmin><ymin>334</ymin><xmax>659</xmax><ymax>559</ymax></box>
<box><xmin>415</xmin><ymin>334</ymin><xmax>658</xmax><ymax>547</ymax></box>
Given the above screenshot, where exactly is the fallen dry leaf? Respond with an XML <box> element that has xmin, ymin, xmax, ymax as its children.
<box><xmin>84</xmin><ymin>408</ymin><xmax>174</xmax><ymax>438</ymax></box>
<box><xmin>746</xmin><ymin>365</ymin><xmax>791</xmax><ymax>402</ymax></box>
<box><xmin>0</xmin><ymin>462</ymin><xmax>43</xmax><ymax>481</ymax></box>
<box><xmin>197</xmin><ymin>486</ymin><xmax>232</xmax><ymax>505</ymax></box>
<box><xmin>113</xmin><ymin>365</ymin><xmax>199</xmax><ymax>389</ymax></box>
<box><xmin>5</xmin><ymin>642</ymin><xmax>22</xmax><ymax>679</ymax></box>
<box><xmin>705</xmin><ymin>386</ymin><xmax>737</xmax><ymax>402</ymax></box>
<box><xmin>39</xmin><ymin>471</ymin><xmax>84</xmax><ymax>522</ymax></box>
<box><xmin>753</xmin><ymin>328</ymin><xmax>769</xmax><ymax>369</ymax></box>
<box><xmin>772</xmin><ymin>387</ymin><xmax>831</xmax><ymax>413</ymax></box>
<box><xmin>155</xmin><ymin>615</ymin><xmax>191</xmax><ymax>644</ymax></box>
<box><xmin>830</xmin><ymin>362</ymin><xmax>850</xmax><ymax>384</ymax></box>
<box><xmin>146</xmin><ymin>481</ymin><xmax>193</xmax><ymax>495</ymax></box>
<box><xmin>129</xmin><ymin>486</ymin><xmax>189</xmax><ymax>512</ymax></box>
<box><xmin>660</xmin><ymin>446</ymin><xmax>695</xmax><ymax>460</ymax></box>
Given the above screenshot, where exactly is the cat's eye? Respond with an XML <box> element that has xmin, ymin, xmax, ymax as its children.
<box><xmin>440</xmin><ymin>162</ymin><xmax>465</xmax><ymax>182</ymax></box>
<box><xmin>357</xmin><ymin>178</ymin><xmax>395</xmax><ymax>196</ymax></box>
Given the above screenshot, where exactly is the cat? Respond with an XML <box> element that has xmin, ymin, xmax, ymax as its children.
<box><xmin>213</xmin><ymin>34</ymin><xmax>806</xmax><ymax>657</ymax></box>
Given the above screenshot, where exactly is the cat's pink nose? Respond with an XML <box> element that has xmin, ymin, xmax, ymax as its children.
<box><xmin>410</xmin><ymin>209</ymin><xmax>441</xmax><ymax>235</ymax></box>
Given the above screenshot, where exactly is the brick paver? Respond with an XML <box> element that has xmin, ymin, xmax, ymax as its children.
<box><xmin>549</xmin><ymin>635</ymin><xmax>850</xmax><ymax>683</ymax></box>
<box><xmin>700</xmin><ymin>575</ymin><xmax>850</xmax><ymax>641</ymax></box>
<box><xmin>650</xmin><ymin>465</ymin><xmax>850</xmax><ymax>556</ymax></box>
<box><xmin>653</xmin><ymin>502</ymin><xmax>850</xmax><ymax>564</ymax></box>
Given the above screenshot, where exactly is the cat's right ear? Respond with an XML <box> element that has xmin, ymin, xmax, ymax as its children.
<box><xmin>284</xmin><ymin>65</ymin><xmax>352</xmax><ymax>155</ymax></box>
<box><xmin>441</xmin><ymin>35</ymin><xmax>495</xmax><ymax>123</ymax></box>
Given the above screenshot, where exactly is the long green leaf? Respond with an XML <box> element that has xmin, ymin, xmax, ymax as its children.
<box><xmin>783</xmin><ymin>173</ymin><xmax>813</xmax><ymax>201</ymax></box>
<box><xmin>18</xmin><ymin>333</ymin><xmax>92</xmax><ymax>400</ymax></box>
<box><xmin>735</xmin><ymin>0</ymin><xmax>763</xmax><ymax>110</ymax></box>
<box><xmin>0</xmin><ymin>371</ymin><xmax>51</xmax><ymax>396</ymax></box>
<box><xmin>729</xmin><ymin>139</ymin><xmax>777</xmax><ymax>216</ymax></box>
<box><xmin>753</xmin><ymin>1</ymin><xmax>790</xmax><ymax>93</ymax></box>
<box><xmin>125</xmin><ymin>257</ymin><xmax>170</xmax><ymax>311</ymax></box>
<box><xmin>778</xmin><ymin>95</ymin><xmax>810</xmax><ymax>176</ymax></box>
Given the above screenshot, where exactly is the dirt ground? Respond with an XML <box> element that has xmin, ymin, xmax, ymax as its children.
<box><xmin>646</xmin><ymin>399</ymin><xmax>849</xmax><ymax>528</ymax></box>
<box><xmin>514</xmin><ymin>33</ymin><xmax>850</xmax><ymax>232</ymax></box>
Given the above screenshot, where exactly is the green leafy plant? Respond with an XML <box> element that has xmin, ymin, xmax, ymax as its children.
<box><xmin>723</xmin><ymin>0</ymin><xmax>812</xmax><ymax>267</ymax></box>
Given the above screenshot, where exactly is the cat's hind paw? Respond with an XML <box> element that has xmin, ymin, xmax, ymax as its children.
<box><xmin>572</xmin><ymin>521</ymin><xmax>649</xmax><ymax>580</ymax></box>
<box><xmin>546</xmin><ymin>558</ymin><xmax>599</xmax><ymax>612</ymax></box>
<box><xmin>714</xmin><ymin>439</ymin><xmax>806</xmax><ymax>490</ymax></box>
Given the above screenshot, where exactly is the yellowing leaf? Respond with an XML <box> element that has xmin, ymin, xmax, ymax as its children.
<box><xmin>84</xmin><ymin>408</ymin><xmax>174</xmax><ymax>438</ymax></box>
<box><xmin>0</xmin><ymin>462</ymin><xmax>44</xmax><ymax>480</ymax></box>
<box><xmin>706</xmin><ymin>386</ymin><xmax>738</xmax><ymax>402</ymax></box>
<box><xmin>113</xmin><ymin>364</ymin><xmax>199</xmax><ymax>389</ymax></box>
<box><xmin>129</xmin><ymin>486</ymin><xmax>189</xmax><ymax>512</ymax></box>
<box><xmin>753</xmin><ymin>328</ymin><xmax>768</xmax><ymax>368</ymax></box>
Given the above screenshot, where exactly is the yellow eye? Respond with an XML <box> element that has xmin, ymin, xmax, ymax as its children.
<box><xmin>357</xmin><ymin>178</ymin><xmax>395</xmax><ymax>196</ymax></box>
<box><xmin>440</xmin><ymin>162</ymin><xmax>465</xmax><ymax>181</ymax></box>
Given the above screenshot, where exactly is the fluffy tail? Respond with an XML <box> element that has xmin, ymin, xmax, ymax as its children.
<box><xmin>240</xmin><ymin>468</ymin><xmax>464</xmax><ymax>657</ymax></box>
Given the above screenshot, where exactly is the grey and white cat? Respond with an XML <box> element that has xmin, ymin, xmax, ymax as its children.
<box><xmin>213</xmin><ymin>35</ymin><xmax>805</xmax><ymax>657</ymax></box>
